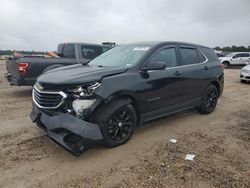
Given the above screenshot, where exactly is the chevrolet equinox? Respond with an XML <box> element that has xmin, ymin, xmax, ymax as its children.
<box><xmin>30</xmin><ymin>41</ymin><xmax>224</xmax><ymax>155</ymax></box>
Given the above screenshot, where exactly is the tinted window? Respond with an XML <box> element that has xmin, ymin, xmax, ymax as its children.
<box><xmin>102</xmin><ymin>47</ymin><xmax>111</xmax><ymax>53</ymax></box>
<box><xmin>150</xmin><ymin>48</ymin><xmax>177</xmax><ymax>68</ymax></box>
<box><xmin>81</xmin><ymin>46</ymin><xmax>103</xmax><ymax>59</ymax></box>
<box><xmin>180</xmin><ymin>47</ymin><xmax>198</xmax><ymax>65</ymax></box>
<box><xmin>197</xmin><ymin>50</ymin><xmax>206</xmax><ymax>63</ymax></box>
<box><xmin>61</xmin><ymin>44</ymin><xmax>75</xmax><ymax>58</ymax></box>
<box><xmin>234</xmin><ymin>53</ymin><xmax>249</xmax><ymax>58</ymax></box>
<box><xmin>200</xmin><ymin>47</ymin><xmax>219</xmax><ymax>61</ymax></box>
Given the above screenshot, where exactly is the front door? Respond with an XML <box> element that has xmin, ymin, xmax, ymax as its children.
<box><xmin>139</xmin><ymin>46</ymin><xmax>187</xmax><ymax>119</ymax></box>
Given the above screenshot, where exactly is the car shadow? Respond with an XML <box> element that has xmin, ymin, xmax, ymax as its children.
<box><xmin>77</xmin><ymin>109</ymin><xmax>199</xmax><ymax>159</ymax></box>
<box><xmin>227</xmin><ymin>65</ymin><xmax>246</xmax><ymax>69</ymax></box>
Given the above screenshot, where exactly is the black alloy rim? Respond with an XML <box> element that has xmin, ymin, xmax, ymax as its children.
<box><xmin>206</xmin><ymin>88</ymin><xmax>217</xmax><ymax>111</ymax></box>
<box><xmin>106</xmin><ymin>107</ymin><xmax>133</xmax><ymax>141</ymax></box>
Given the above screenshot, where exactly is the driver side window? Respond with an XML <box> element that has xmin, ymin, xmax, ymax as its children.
<box><xmin>150</xmin><ymin>48</ymin><xmax>177</xmax><ymax>68</ymax></box>
<box><xmin>233</xmin><ymin>54</ymin><xmax>240</xmax><ymax>58</ymax></box>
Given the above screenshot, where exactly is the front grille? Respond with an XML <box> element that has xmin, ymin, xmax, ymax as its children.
<box><xmin>33</xmin><ymin>86</ymin><xmax>67</xmax><ymax>109</ymax></box>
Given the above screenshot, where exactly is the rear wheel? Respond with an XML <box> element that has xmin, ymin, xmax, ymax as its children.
<box><xmin>94</xmin><ymin>100</ymin><xmax>137</xmax><ymax>147</ymax></box>
<box><xmin>200</xmin><ymin>84</ymin><xmax>218</xmax><ymax>114</ymax></box>
<box><xmin>222</xmin><ymin>61</ymin><xmax>230</xmax><ymax>68</ymax></box>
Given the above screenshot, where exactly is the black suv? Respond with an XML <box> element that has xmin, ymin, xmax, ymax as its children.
<box><xmin>30</xmin><ymin>41</ymin><xmax>224</xmax><ymax>155</ymax></box>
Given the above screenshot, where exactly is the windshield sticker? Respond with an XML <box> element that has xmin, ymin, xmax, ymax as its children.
<box><xmin>133</xmin><ymin>47</ymin><xmax>150</xmax><ymax>51</ymax></box>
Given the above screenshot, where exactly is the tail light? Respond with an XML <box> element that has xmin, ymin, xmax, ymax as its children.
<box><xmin>220</xmin><ymin>63</ymin><xmax>224</xmax><ymax>71</ymax></box>
<box><xmin>19</xmin><ymin>62</ymin><xmax>29</xmax><ymax>75</ymax></box>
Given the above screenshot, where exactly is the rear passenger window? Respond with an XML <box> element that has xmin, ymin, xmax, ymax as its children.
<box><xmin>81</xmin><ymin>46</ymin><xmax>103</xmax><ymax>59</ymax></box>
<box><xmin>62</xmin><ymin>44</ymin><xmax>75</xmax><ymax>58</ymax></box>
<box><xmin>180</xmin><ymin>47</ymin><xmax>199</xmax><ymax>65</ymax></box>
<box><xmin>200</xmin><ymin>47</ymin><xmax>219</xmax><ymax>61</ymax></box>
<box><xmin>197</xmin><ymin>50</ymin><xmax>206</xmax><ymax>63</ymax></box>
<box><xmin>234</xmin><ymin>53</ymin><xmax>249</xmax><ymax>58</ymax></box>
<box><xmin>150</xmin><ymin>48</ymin><xmax>177</xmax><ymax>68</ymax></box>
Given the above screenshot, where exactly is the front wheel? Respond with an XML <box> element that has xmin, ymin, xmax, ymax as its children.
<box><xmin>94</xmin><ymin>100</ymin><xmax>137</xmax><ymax>148</ymax></box>
<box><xmin>200</xmin><ymin>85</ymin><xmax>218</xmax><ymax>114</ymax></box>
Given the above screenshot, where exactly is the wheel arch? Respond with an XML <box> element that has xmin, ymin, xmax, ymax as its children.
<box><xmin>101</xmin><ymin>93</ymin><xmax>141</xmax><ymax>125</ymax></box>
<box><xmin>222</xmin><ymin>60</ymin><xmax>230</xmax><ymax>65</ymax></box>
<box><xmin>209</xmin><ymin>80</ymin><xmax>220</xmax><ymax>96</ymax></box>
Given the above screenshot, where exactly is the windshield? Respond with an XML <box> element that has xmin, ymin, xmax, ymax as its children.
<box><xmin>225</xmin><ymin>53</ymin><xmax>234</xmax><ymax>57</ymax></box>
<box><xmin>89</xmin><ymin>44</ymin><xmax>151</xmax><ymax>67</ymax></box>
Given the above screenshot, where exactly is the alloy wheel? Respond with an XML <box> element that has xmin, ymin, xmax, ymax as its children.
<box><xmin>106</xmin><ymin>107</ymin><xmax>134</xmax><ymax>142</ymax></box>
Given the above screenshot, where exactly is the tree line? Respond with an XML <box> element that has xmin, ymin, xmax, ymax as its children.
<box><xmin>214</xmin><ymin>45</ymin><xmax>250</xmax><ymax>52</ymax></box>
<box><xmin>0</xmin><ymin>50</ymin><xmax>46</xmax><ymax>56</ymax></box>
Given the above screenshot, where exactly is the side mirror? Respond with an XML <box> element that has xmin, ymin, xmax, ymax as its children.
<box><xmin>142</xmin><ymin>61</ymin><xmax>166</xmax><ymax>71</ymax></box>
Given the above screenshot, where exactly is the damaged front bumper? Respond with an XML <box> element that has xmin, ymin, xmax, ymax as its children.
<box><xmin>30</xmin><ymin>106</ymin><xmax>103</xmax><ymax>156</ymax></box>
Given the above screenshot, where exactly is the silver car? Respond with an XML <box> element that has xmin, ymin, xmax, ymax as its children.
<box><xmin>219</xmin><ymin>52</ymin><xmax>250</xmax><ymax>68</ymax></box>
<box><xmin>240</xmin><ymin>65</ymin><xmax>250</xmax><ymax>83</ymax></box>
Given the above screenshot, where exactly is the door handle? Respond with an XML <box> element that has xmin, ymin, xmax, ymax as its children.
<box><xmin>174</xmin><ymin>71</ymin><xmax>181</xmax><ymax>76</ymax></box>
<box><xmin>204</xmin><ymin>66</ymin><xmax>209</xmax><ymax>70</ymax></box>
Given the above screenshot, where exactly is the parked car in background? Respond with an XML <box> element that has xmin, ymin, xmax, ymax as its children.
<box><xmin>219</xmin><ymin>52</ymin><xmax>250</xmax><ymax>68</ymax></box>
<box><xmin>30</xmin><ymin>41</ymin><xmax>224</xmax><ymax>155</ymax></box>
<box><xmin>240</xmin><ymin>65</ymin><xmax>250</xmax><ymax>83</ymax></box>
<box><xmin>5</xmin><ymin>43</ymin><xmax>111</xmax><ymax>86</ymax></box>
<box><xmin>216</xmin><ymin>53</ymin><xmax>224</xmax><ymax>58</ymax></box>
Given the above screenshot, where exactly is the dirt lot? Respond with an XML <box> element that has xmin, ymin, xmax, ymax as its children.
<box><xmin>0</xmin><ymin>60</ymin><xmax>249</xmax><ymax>188</ymax></box>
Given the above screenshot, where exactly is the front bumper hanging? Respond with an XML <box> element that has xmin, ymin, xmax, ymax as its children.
<box><xmin>30</xmin><ymin>107</ymin><xmax>103</xmax><ymax>156</ymax></box>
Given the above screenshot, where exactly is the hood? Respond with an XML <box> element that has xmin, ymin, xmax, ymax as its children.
<box><xmin>242</xmin><ymin>65</ymin><xmax>250</xmax><ymax>70</ymax></box>
<box><xmin>37</xmin><ymin>64</ymin><xmax>128</xmax><ymax>85</ymax></box>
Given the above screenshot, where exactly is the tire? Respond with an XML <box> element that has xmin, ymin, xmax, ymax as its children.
<box><xmin>222</xmin><ymin>61</ymin><xmax>230</xmax><ymax>68</ymax></box>
<box><xmin>200</xmin><ymin>84</ymin><xmax>219</xmax><ymax>114</ymax></box>
<box><xmin>93</xmin><ymin>99</ymin><xmax>137</xmax><ymax>148</ymax></box>
<box><xmin>241</xmin><ymin>80</ymin><xmax>246</xmax><ymax>83</ymax></box>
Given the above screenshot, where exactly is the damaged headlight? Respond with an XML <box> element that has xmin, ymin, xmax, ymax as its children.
<box><xmin>69</xmin><ymin>82</ymin><xmax>101</xmax><ymax>99</ymax></box>
<box><xmin>72</xmin><ymin>99</ymin><xmax>96</xmax><ymax>117</ymax></box>
<box><xmin>68</xmin><ymin>82</ymin><xmax>101</xmax><ymax>118</ymax></box>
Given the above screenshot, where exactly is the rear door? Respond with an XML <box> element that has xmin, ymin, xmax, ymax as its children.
<box><xmin>175</xmin><ymin>45</ymin><xmax>212</xmax><ymax>104</ymax></box>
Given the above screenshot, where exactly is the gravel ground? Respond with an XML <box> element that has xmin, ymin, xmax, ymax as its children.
<box><xmin>0</xmin><ymin>60</ymin><xmax>249</xmax><ymax>188</ymax></box>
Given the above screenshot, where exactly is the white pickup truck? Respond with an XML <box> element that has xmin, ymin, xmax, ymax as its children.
<box><xmin>219</xmin><ymin>52</ymin><xmax>250</xmax><ymax>68</ymax></box>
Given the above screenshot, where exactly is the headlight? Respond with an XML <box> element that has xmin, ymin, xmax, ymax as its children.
<box><xmin>72</xmin><ymin>99</ymin><xmax>96</xmax><ymax>117</ymax></box>
<box><xmin>69</xmin><ymin>82</ymin><xmax>101</xmax><ymax>98</ymax></box>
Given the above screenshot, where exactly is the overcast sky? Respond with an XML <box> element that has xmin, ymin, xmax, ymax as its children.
<box><xmin>0</xmin><ymin>0</ymin><xmax>249</xmax><ymax>51</ymax></box>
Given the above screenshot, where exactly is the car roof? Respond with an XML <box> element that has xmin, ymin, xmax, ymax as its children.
<box><xmin>230</xmin><ymin>52</ymin><xmax>250</xmax><ymax>54</ymax></box>
<box><xmin>59</xmin><ymin>42</ymin><xmax>111</xmax><ymax>48</ymax></box>
<box><xmin>123</xmin><ymin>41</ymin><xmax>211</xmax><ymax>49</ymax></box>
